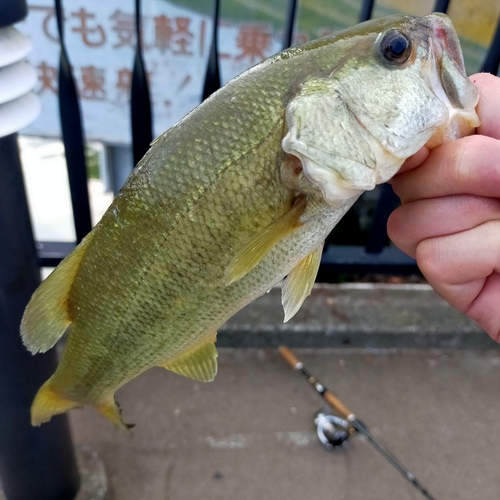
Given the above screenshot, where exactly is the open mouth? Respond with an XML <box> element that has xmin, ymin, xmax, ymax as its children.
<box><xmin>424</xmin><ymin>14</ymin><xmax>480</xmax><ymax>146</ymax></box>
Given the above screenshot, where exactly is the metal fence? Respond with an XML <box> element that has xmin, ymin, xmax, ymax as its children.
<box><xmin>31</xmin><ymin>0</ymin><xmax>500</xmax><ymax>276</ymax></box>
<box><xmin>1</xmin><ymin>1</ymin><xmax>500</xmax><ymax>499</ymax></box>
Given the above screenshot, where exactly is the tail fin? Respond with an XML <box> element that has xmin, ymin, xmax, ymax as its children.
<box><xmin>31</xmin><ymin>380</ymin><xmax>133</xmax><ymax>431</ymax></box>
<box><xmin>21</xmin><ymin>232</ymin><xmax>94</xmax><ymax>354</ymax></box>
<box><xmin>31</xmin><ymin>379</ymin><xmax>82</xmax><ymax>426</ymax></box>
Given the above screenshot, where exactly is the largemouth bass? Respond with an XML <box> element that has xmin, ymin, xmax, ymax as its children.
<box><xmin>22</xmin><ymin>14</ymin><xmax>479</xmax><ymax>428</ymax></box>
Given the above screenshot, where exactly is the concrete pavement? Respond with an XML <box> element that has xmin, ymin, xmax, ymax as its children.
<box><xmin>218</xmin><ymin>283</ymin><xmax>497</xmax><ymax>349</ymax></box>
<box><xmin>69</xmin><ymin>347</ymin><xmax>500</xmax><ymax>500</ymax></box>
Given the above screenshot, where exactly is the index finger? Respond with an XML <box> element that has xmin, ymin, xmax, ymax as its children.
<box><xmin>394</xmin><ymin>145</ymin><xmax>430</xmax><ymax>176</ymax></box>
<box><xmin>470</xmin><ymin>73</ymin><xmax>500</xmax><ymax>140</ymax></box>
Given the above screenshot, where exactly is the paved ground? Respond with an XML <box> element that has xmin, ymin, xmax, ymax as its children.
<box><xmin>70</xmin><ymin>348</ymin><xmax>500</xmax><ymax>500</ymax></box>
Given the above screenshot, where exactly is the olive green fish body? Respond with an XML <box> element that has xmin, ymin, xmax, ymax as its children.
<box><xmin>22</xmin><ymin>14</ymin><xmax>480</xmax><ymax>427</ymax></box>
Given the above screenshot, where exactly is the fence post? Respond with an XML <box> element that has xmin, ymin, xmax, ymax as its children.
<box><xmin>0</xmin><ymin>1</ymin><xmax>80</xmax><ymax>498</ymax></box>
<box><xmin>0</xmin><ymin>135</ymin><xmax>80</xmax><ymax>500</ymax></box>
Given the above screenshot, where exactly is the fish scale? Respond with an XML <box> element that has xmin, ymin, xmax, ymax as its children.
<box><xmin>21</xmin><ymin>14</ymin><xmax>480</xmax><ymax>427</ymax></box>
<box><xmin>57</xmin><ymin>121</ymin><xmax>292</xmax><ymax>402</ymax></box>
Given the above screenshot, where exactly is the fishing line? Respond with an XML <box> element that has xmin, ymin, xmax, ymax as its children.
<box><xmin>279</xmin><ymin>346</ymin><xmax>437</xmax><ymax>500</ymax></box>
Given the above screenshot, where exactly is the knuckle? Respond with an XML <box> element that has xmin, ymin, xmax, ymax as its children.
<box><xmin>415</xmin><ymin>238</ymin><xmax>443</xmax><ymax>281</ymax></box>
<box><xmin>386</xmin><ymin>209</ymin><xmax>401</xmax><ymax>241</ymax></box>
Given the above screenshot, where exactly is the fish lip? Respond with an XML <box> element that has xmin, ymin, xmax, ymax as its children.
<box><xmin>426</xmin><ymin>13</ymin><xmax>466</xmax><ymax>72</ymax></box>
<box><xmin>423</xmin><ymin>13</ymin><xmax>480</xmax><ymax>145</ymax></box>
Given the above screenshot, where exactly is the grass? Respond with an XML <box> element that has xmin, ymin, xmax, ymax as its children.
<box><xmin>86</xmin><ymin>146</ymin><xmax>100</xmax><ymax>179</ymax></box>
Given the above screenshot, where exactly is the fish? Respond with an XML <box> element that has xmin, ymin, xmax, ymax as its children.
<box><xmin>21</xmin><ymin>13</ymin><xmax>480</xmax><ymax>428</ymax></box>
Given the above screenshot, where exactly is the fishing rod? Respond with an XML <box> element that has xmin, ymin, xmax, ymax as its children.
<box><xmin>278</xmin><ymin>346</ymin><xmax>436</xmax><ymax>500</ymax></box>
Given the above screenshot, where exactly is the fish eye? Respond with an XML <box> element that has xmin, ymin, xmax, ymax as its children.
<box><xmin>379</xmin><ymin>31</ymin><xmax>411</xmax><ymax>64</ymax></box>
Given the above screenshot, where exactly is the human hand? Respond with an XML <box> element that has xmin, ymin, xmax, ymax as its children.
<box><xmin>387</xmin><ymin>73</ymin><xmax>500</xmax><ymax>342</ymax></box>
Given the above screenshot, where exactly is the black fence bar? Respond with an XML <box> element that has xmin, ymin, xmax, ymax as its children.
<box><xmin>317</xmin><ymin>245</ymin><xmax>418</xmax><ymax>279</ymax></box>
<box><xmin>33</xmin><ymin>0</ymin><xmax>495</xmax><ymax>275</ymax></box>
<box><xmin>54</xmin><ymin>0</ymin><xmax>92</xmax><ymax>244</ymax></box>
<box><xmin>481</xmin><ymin>15</ymin><xmax>500</xmax><ymax>74</ymax></box>
<box><xmin>359</xmin><ymin>0</ymin><xmax>375</xmax><ymax>22</ymax></box>
<box><xmin>202</xmin><ymin>0</ymin><xmax>221</xmax><ymax>100</ymax></box>
<box><xmin>131</xmin><ymin>0</ymin><xmax>153</xmax><ymax>165</ymax></box>
<box><xmin>0</xmin><ymin>134</ymin><xmax>80</xmax><ymax>500</ymax></box>
<box><xmin>433</xmin><ymin>0</ymin><xmax>451</xmax><ymax>14</ymax></box>
<box><xmin>282</xmin><ymin>0</ymin><xmax>299</xmax><ymax>50</ymax></box>
<box><xmin>37</xmin><ymin>241</ymin><xmax>76</xmax><ymax>268</ymax></box>
<box><xmin>365</xmin><ymin>184</ymin><xmax>400</xmax><ymax>254</ymax></box>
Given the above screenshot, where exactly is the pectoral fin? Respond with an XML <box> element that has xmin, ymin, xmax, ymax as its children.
<box><xmin>160</xmin><ymin>335</ymin><xmax>218</xmax><ymax>382</ymax></box>
<box><xmin>21</xmin><ymin>232</ymin><xmax>94</xmax><ymax>354</ymax></box>
<box><xmin>282</xmin><ymin>243</ymin><xmax>323</xmax><ymax>322</ymax></box>
<box><xmin>225</xmin><ymin>196</ymin><xmax>306</xmax><ymax>285</ymax></box>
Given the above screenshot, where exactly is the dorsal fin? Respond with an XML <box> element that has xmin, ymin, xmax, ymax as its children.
<box><xmin>21</xmin><ymin>232</ymin><xmax>94</xmax><ymax>354</ymax></box>
<box><xmin>160</xmin><ymin>334</ymin><xmax>218</xmax><ymax>382</ymax></box>
<box><xmin>225</xmin><ymin>196</ymin><xmax>306</xmax><ymax>285</ymax></box>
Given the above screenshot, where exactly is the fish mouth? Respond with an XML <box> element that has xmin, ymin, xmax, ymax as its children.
<box><xmin>428</xmin><ymin>13</ymin><xmax>465</xmax><ymax>71</ymax></box>
<box><xmin>424</xmin><ymin>14</ymin><xmax>480</xmax><ymax>147</ymax></box>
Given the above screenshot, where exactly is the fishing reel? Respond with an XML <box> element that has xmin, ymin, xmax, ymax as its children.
<box><xmin>314</xmin><ymin>409</ymin><xmax>352</xmax><ymax>451</ymax></box>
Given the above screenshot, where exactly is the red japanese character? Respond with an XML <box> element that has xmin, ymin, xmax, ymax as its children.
<box><xmin>71</xmin><ymin>8</ymin><xmax>106</xmax><ymax>47</ymax></box>
<box><xmin>153</xmin><ymin>15</ymin><xmax>173</xmax><ymax>52</ymax></box>
<box><xmin>235</xmin><ymin>24</ymin><xmax>272</xmax><ymax>63</ymax></box>
<box><xmin>116</xmin><ymin>68</ymin><xmax>132</xmax><ymax>94</ymax></box>
<box><xmin>153</xmin><ymin>15</ymin><xmax>193</xmax><ymax>55</ymax></box>
<box><xmin>173</xmin><ymin>17</ymin><xmax>193</xmax><ymax>55</ymax></box>
<box><xmin>30</xmin><ymin>6</ymin><xmax>58</xmax><ymax>42</ymax></box>
<box><xmin>110</xmin><ymin>10</ymin><xmax>135</xmax><ymax>48</ymax></box>
<box><xmin>80</xmin><ymin>66</ymin><xmax>106</xmax><ymax>99</ymax></box>
<box><xmin>37</xmin><ymin>62</ymin><xmax>57</xmax><ymax>93</ymax></box>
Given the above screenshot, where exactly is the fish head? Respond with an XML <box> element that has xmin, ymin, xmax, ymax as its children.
<box><xmin>282</xmin><ymin>14</ymin><xmax>480</xmax><ymax>205</ymax></box>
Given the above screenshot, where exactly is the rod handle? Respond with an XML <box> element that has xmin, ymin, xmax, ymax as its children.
<box><xmin>323</xmin><ymin>391</ymin><xmax>354</xmax><ymax>421</ymax></box>
<box><xmin>278</xmin><ymin>346</ymin><xmax>301</xmax><ymax>368</ymax></box>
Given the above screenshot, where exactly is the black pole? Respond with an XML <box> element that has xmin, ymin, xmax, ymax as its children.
<box><xmin>202</xmin><ymin>0</ymin><xmax>221</xmax><ymax>100</ymax></box>
<box><xmin>282</xmin><ymin>0</ymin><xmax>299</xmax><ymax>50</ymax></box>
<box><xmin>0</xmin><ymin>0</ymin><xmax>26</xmax><ymax>26</ymax></box>
<box><xmin>0</xmin><ymin>134</ymin><xmax>80</xmax><ymax>500</ymax></box>
<box><xmin>433</xmin><ymin>0</ymin><xmax>451</xmax><ymax>14</ymax></box>
<box><xmin>359</xmin><ymin>0</ymin><xmax>375</xmax><ymax>22</ymax></box>
<box><xmin>131</xmin><ymin>0</ymin><xmax>153</xmax><ymax>165</ymax></box>
<box><xmin>54</xmin><ymin>0</ymin><xmax>93</xmax><ymax>244</ymax></box>
<box><xmin>365</xmin><ymin>183</ymin><xmax>400</xmax><ymax>254</ymax></box>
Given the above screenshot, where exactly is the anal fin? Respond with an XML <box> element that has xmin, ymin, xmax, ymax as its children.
<box><xmin>225</xmin><ymin>196</ymin><xmax>306</xmax><ymax>285</ymax></box>
<box><xmin>160</xmin><ymin>335</ymin><xmax>218</xmax><ymax>382</ymax></box>
<box><xmin>282</xmin><ymin>243</ymin><xmax>323</xmax><ymax>322</ymax></box>
<box><xmin>21</xmin><ymin>232</ymin><xmax>94</xmax><ymax>354</ymax></box>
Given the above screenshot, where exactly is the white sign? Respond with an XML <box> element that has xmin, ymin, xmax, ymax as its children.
<box><xmin>17</xmin><ymin>0</ymin><xmax>286</xmax><ymax>144</ymax></box>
